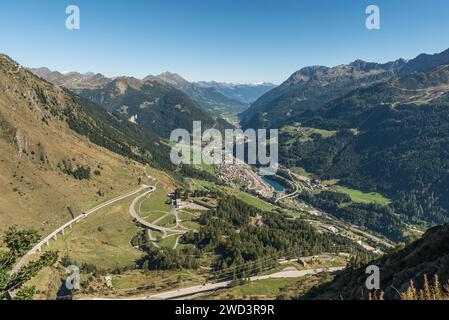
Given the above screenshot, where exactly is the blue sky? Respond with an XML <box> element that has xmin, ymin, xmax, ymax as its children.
<box><xmin>1</xmin><ymin>0</ymin><xmax>448</xmax><ymax>83</ymax></box>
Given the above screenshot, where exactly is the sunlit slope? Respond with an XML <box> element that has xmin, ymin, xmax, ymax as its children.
<box><xmin>0</xmin><ymin>54</ymin><xmax>163</xmax><ymax>235</ymax></box>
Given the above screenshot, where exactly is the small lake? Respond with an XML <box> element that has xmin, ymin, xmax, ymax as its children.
<box><xmin>262</xmin><ymin>176</ymin><xmax>286</xmax><ymax>192</ymax></box>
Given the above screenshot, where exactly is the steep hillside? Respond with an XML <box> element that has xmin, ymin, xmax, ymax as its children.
<box><xmin>31</xmin><ymin>68</ymin><xmax>230</xmax><ymax>138</ymax></box>
<box><xmin>30</xmin><ymin>67</ymin><xmax>110</xmax><ymax>90</ymax></box>
<box><xmin>179</xmin><ymin>85</ymin><xmax>248</xmax><ymax>119</ymax></box>
<box><xmin>151</xmin><ymin>72</ymin><xmax>249</xmax><ymax>119</ymax></box>
<box><xmin>282</xmin><ymin>65</ymin><xmax>449</xmax><ymax>229</ymax></box>
<box><xmin>241</xmin><ymin>48</ymin><xmax>449</xmax><ymax>130</ymax></box>
<box><xmin>240</xmin><ymin>59</ymin><xmax>405</xmax><ymax>129</ymax></box>
<box><xmin>0</xmin><ymin>54</ymin><xmax>170</xmax><ymax>235</ymax></box>
<box><xmin>31</xmin><ymin>68</ymin><xmax>246</xmax><ymax>124</ymax></box>
<box><xmin>400</xmin><ymin>48</ymin><xmax>449</xmax><ymax>75</ymax></box>
<box><xmin>304</xmin><ymin>64</ymin><xmax>449</xmax><ymax>128</ymax></box>
<box><xmin>303</xmin><ymin>225</ymin><xmax>449</xmax><ymax>300</ymax></box>
<box><xmin>74</xmin><ymin>76</ymin><xmax>224</xmax><ymax>138</ymax></box>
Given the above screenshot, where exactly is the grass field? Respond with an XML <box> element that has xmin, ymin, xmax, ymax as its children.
<box><xmin>139</xmin><ymin>184</ymin><xmax>173</xmax><ymax>213</ymax></box>
<box><xmin>180</xmin><ymin>220</ymin><xmax>201</xmax><ymax>231</ymax></box>
<box><xmin>158</xmin><ymin>235</ymin><xmax>179</xmax><ymax>249</ymax></box>
<box><xmin>230</xmin><ymin>278</ymin><xmax>300</xmax><ymax>296</ymax></box>
<box><xmin>305</xmin><ymin>128</ymin><xmax>337</xmax><ymax>138</ymax></box>
<box><xmin>322</xmin><ymin>179</ymin><xmax>339</xmax><ymax>186</ymax></box>
<box><xmin>290</xmin><ymin>167</ymin><xmax>312</xmax><ymax>177</ymax></box>
<box><xmin>176</xmin><ymin>242</ymin><xmax>196</xmax><ymax>251</ymax></box>
<box><xmin>178</xmin><ymin>211</ymin><xmax>201</xmax><ymax>230</ymax></box>
<box><xmin>145</xmin><ymin>166</ymin><xmax>177</xmax><ymax>190</ymax></box>
<box><xmin>25</xmin><ymin>265</ymin><xmax>66</xmax><ymax>300</ymax></box>
<box><xmin>210</xmin><ymin>273</ymin><xmax>334</xmax><ymax>300</ymax></box>
<box><xmin>178</xmin><ymin>210</ymin><xmax>195</xmax><ymax>221</ymax></box>
<box><xmin>40</xmin><ymin>195</ymin><xmax>145</xmax><ymax>270</ymax></box>
<box><xmin>334</xmin><ymin>186</ymin><xmax>391</xmax><ymax>205</ymax></box>
<box><xmin>141</xmin><ymin>211</ymin><xmax>167</xmax><ymax>224</ymax></box>
<box><xmin>183</xmin><ymin>207</ymin><xmax>209</xmax><ymax>215</ymax></box>
<box><xmin>149</xmin><ymin>230</ymin><xmax>163</xmax><ymax>240</ymax></box>
<box><xmin>157</xmin><ymin>214</ymin><xmax>177</xmax><ymax>228</ymax></box>
<box><xmin>23</xmin><ymin>164</ymin><xmax>204</xmax><ymax>298</ymax></box>
<box><xmin>281</xmin><ymin>126</ymin><xmax>337</xmax><ymax>144</ymax></box>
<box><xmin>108</xmin><ymin>269</ymin><xmax>205</xmax><ymax>291</ymax></box>
<box><xmin>200</xmin><ymin>163</ymin><xmax>215</xmax><ymax>174</ymax></box>
<box><xmin>192</xmin><ymin>179</ymin><xmax>274</xmax><ymax>212</ymax></box>
<box><xmin>236</xmin><ymin>192</ymin><xmax>273</xmax><ymax>211</ymax></box>
<box><xmin>281</xmin><ymin>208</ymin><xmax>302</xmax><ymax>218</ymax></box>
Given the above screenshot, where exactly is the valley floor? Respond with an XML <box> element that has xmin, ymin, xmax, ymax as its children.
<box><xmin>18</xmin><ymin>162</ymin><xmax>399</xmax><ymax>300</ymax></box>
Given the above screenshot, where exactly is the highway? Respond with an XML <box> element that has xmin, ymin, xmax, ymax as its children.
<box><xmin>10</xmin><ymin>177</ymin><xmax>187</xmax><ymax>277</ymax></box>
<box><xmin>146</xmin><ymin>266</ymin><xmax>345</xmax><ymax>300</ymax></box>
<box><xmin>128</xmin><ymin>186</ymin><xmax>188</xmax><ymax>235</ymax></box>
<box><xmin>83</xmin><ymin>266</ymin><xmax>344</xmax><ymax>300</ymax></box>
<box><xmin>10</xmin><ymin>185</ymin><xmax>151</xmax><ymax>276</ymax></box>
<box><xmin>275</xmin><ymin>173</ymin><xmax>301</xmax><ymax>203</ymax></box>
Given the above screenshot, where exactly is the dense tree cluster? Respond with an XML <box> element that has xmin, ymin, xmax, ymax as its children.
<box><xmin>137</xmin><ymin>247</ymin><xmax>200</xmax><ymax>271</ymax></box>
<box><xmin>133</xmin><ymin>197</ymin><xmax>359</xmax><ymax>277</ymax></box>
<box><xmin>64</xmin><ymin>94</ymin><xmax>176</xmax><ymax>172</ymax></box>
<box><xmin>69</xmin><ymin>166</ymin><xmax>91</xmax><ymax>180</ymax></box>
<box><xmin>133</xmin><ymin>231</ymin><xmax>200</xmax><ymax>271</ymax></box>
<box><xmin>299</xmin><ymin>191</ymin><xmax>405</xmax><ymax>241</ymax></box>
<box><xmin>277</xmin><ymin>67</ymin><xmax>449</xmax><ymax>237</ymax></box>
<box><xmin>75</xmin><ymin>82</ymin><xmax>223</xmax><ymax>139</ymax></box>
<box><xmin>0</xmin><ymin>226</ymin><xmax>58</xmax><ymax>300</ymax></box>
<box><xmin>192</xmin><ymin>197</ymin><xmax>358</xmax><ymax>272</ymax></box>
<box><xmin>179</xmin><ymin>165</ymin><xmax>220</xmax><ymax>183</ymax></box>
<box><xmin>280</xmin><ymin>102</ymin><xmax>449</xmax><ymax>236</ymax></box>
<box><xmin>191</xmin><ymin>189</ymin><xmax>220</xmax><ymax>198</ymax></box>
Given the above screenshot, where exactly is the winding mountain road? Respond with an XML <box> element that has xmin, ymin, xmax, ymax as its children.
<box><xmin>148</xmin><ymin>266</ymin><xmax>345</xmax><ymax>300</ymax></box>
<box><xmin>275</xmin><ymin>173</ymin><xmax>301</xmax><ymax>203</ymax></box>
<box><xmin>10</xmin><ymin>185</ymin><xmax>151</xmax><ymax>275</ymax></box>
<box><xmin>128</xmin><ymin>187</ymin><xmax>188</xmax><ymax>235</ymax></box>
<box><xmin>83</xmin><ymin>266</ymin><xmax>345</xmax><ymax>300</ymax></box>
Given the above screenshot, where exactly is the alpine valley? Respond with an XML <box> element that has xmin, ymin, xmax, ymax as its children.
<box><xmin>2</xmin><ymin>46</ymin><xmax>449</xmax><ymax>301</ymax></box>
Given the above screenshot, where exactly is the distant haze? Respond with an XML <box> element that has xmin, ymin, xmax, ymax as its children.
<box><xmin>2</xmin><ymin>0</ymin><xmax>449</xmax><ymax>83</ymax></box>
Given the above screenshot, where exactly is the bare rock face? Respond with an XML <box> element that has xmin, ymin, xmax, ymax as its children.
<box><xmin>14</xmin><ymin>129</ymin><xmax>31</xmax><ymax>157</ymax></box>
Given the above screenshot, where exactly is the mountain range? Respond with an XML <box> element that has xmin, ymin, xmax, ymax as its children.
<box><xmin>196</xmin><ymin>81</ymin><xmax>276</xmax><ymax>104</ymax></box>
<box><xmin>72</xmin><ymin>76</ymin><xmax>224</xmax><ymax>138</ymax></box>
<box><xmin>149</xmin><ymin>72</ymin><xmax>251</xmax><ymax>120</ymax></box>
<box><xmin>241</xmin><ymin>48</ymin><xmax>449</xmax><ymax>130</ymax></box>
<box><xmin>29</xmin><ymin>67</ymin><xmax>110</xmax><ymax>89</ymax></box>
<box><xmin>27</xmin><ymin>48</ymin><xmax>449</xmax><ymax>238</ymax></box>
<box><xmin>30</xmin><ymin>68</ymin><xmax>275</xmax><ymax>123</ymax></box>
<box><xmin>270</xmin><ymin>48</ymin><xmax>449</xmax><ymax>241</ymax></box>
<box><xmin>30</xmin><ymin>69</ymin><xmax>231</xmax><ymax>138</ymax></box>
